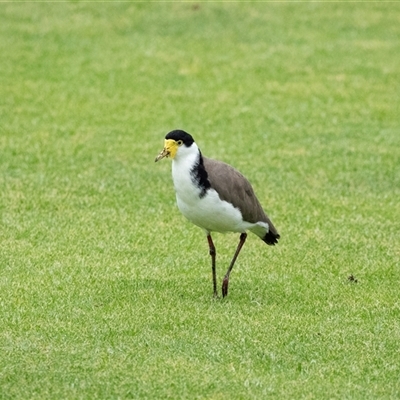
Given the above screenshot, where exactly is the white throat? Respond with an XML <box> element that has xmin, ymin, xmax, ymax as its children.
<box><xmin>171</xmin><ymin>142</ymin><xmax>201</xmax><ymax>198</ymax></box>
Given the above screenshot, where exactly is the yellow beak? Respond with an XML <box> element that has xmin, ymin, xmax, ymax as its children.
<box><xmin>155</xmin><ymin>139</ymin><xmax>179</xmax><ymax>162</ymax></box>
<box><xmin>155</xmin><ymin>147</ymin><xmax>169</xmax><ymax>162</ymax></box>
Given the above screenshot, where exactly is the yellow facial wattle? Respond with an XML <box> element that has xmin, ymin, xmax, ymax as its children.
<box><xmin>155</xmin><ymin>139</ymin><xmax>181</xmax><ymax>162</ymax></box>
<box><xmin>164</xmin><ymin>139</ymin><xmax>179</xmax><ymax>159</ymax></box>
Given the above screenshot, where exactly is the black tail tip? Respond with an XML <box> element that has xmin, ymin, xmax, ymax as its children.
<box><xmin>262</xmin><ymin>231</ymin><xmax>280</xmax><ymax>246</ymax></box>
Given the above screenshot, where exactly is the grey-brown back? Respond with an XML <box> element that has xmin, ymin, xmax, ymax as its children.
<box><xmin>203</xmin><ymin>157</ymin><xmax>279</xmax><ymax>237</ymax></box>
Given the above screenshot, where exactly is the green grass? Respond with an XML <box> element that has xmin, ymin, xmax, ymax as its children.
<box><xmin>1</xmin><ymin>2</ymin><xmax>400</xmax><ymax>399</ymax></box>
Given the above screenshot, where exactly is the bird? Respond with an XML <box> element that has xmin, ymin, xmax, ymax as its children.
<box><xmin>155</xmin><ymin>129</ymin><xmax>280</xmax><ymax>298</ymax></box>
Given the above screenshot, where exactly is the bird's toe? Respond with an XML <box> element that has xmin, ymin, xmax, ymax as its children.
<box><xmin>222</xmin><ymin>277</ymin><xmax>229</xmax><ymax>297</ymax></box>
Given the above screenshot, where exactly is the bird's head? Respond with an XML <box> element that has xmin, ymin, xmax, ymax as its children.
<box><xmin>155</xmin><ymin>130</ymin><xmax>195</xmax><ymax>162</ymax></box>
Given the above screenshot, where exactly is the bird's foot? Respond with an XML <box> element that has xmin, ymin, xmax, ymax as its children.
<box><xmin>222</xmin><ymin>276</ymin><xmax>229</xmax><ymax>298</ymax></box>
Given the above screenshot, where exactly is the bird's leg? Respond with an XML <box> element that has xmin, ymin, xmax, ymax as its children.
<box><xmin>222</xmin><ymin>233</ymin><xmax>247</xmax><ymax>297</ymax></box>
<box><xmin>207</xmin><ymin>234</ymin><xmax>218</xmax><ymax>297</ymax></box>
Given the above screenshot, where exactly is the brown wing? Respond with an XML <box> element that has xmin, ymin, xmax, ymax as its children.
<box><xmin>203</xmin><ymin>157</ymin><xmax>276</xmax><ymax>228</ymax></box>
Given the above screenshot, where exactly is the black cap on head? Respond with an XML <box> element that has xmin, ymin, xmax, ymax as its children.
<box><xmin>165</xmin><ymin>130</ymin><xmax>195</xmax><ymax>147</ymax></box>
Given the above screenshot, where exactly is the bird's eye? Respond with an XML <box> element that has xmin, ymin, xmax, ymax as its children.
<box><xmin>177</xmin><ymin>140</ymin><xmax>183</xmax><ymax>146</ymax></box>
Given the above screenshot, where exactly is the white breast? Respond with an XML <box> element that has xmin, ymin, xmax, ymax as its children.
<box><xmin>171</xmin><ymin>146</ymin><xmax>254</xmax><ymax>234</ymax></box>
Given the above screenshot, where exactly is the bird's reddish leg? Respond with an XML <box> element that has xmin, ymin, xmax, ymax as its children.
<box><xmin>207</xmin><ymin>234</ymin><xmax>218</xmax><ymax>297</ymax></box>
<box><xmin>222</xmin><ymin>233</ymin><xmax>247</xmax><ymax>297</ymax></box>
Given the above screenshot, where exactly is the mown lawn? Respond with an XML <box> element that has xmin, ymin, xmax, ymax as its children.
<box><xmin>1</xmin><ymin>2</ymin><xmax>399</xmax><ymax>399</ymax></box>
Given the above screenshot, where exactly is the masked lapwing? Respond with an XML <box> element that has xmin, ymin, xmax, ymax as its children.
<box><xmin>155</xmin><ymin>130</ymin><xmax>280</xmax><ymax>298</ymax></box>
